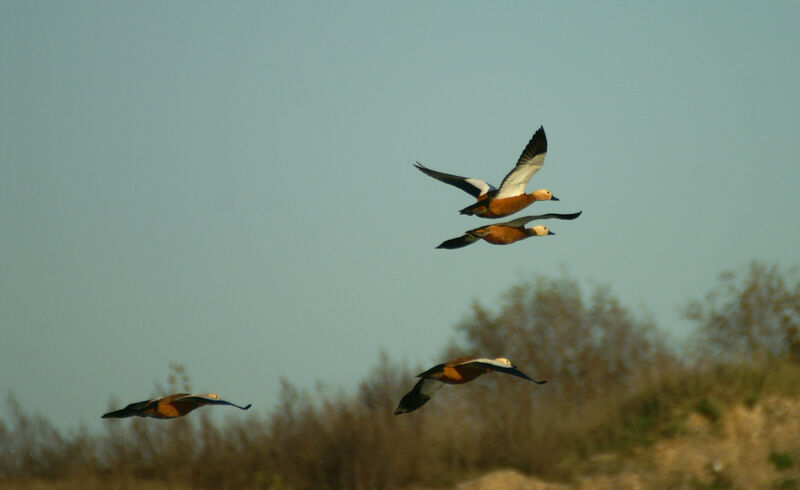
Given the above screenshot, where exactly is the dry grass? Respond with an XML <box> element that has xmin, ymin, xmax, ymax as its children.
<box><xmin>0</xmin><ymin>477</ymin><xmax>194</xmax><ymax>490</ymax></box>
<box><xmin>3</xmin><ymin>359</ymin><xmax>800</xmax><ymax>489</ymax></box>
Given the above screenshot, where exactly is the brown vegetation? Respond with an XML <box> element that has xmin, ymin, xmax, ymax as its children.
<box><xmin>2</xmin><ymin>261</ymin><xmax>800</xmax><ymax>489</ymax></box>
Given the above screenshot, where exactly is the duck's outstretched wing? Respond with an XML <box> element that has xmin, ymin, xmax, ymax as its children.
<box><xmin>179</xmin><ymin>393</ymin><xmax>252</xmax><ymax>411</ymax></box>
<box><xmin>436</xmin><ymin>232</ymin><xmax>480</xmax><ymax>250</ymax></box>
<box><xmin>497</xmin><ymin>211</ymin><xmax>582</xmax><ymax>228</ymax></box>
<box><xmin>461</xmin><ymin>358</ymin><xmax>547</xmax><ymax>384</ymax></box>
<box><xmin>494</xmin><ymin>126</ymin><xmax>547</xmax><ymax>199</ymax></box>
<box><xmin>415</xmin><ymin>363</ymin><xmax>446</xmax><ymax>378</ymax></box>
<box><xmin>394</xmin><ymin>377</ymin><xmax>445</xmax><ymax>414</ymax></box>
<box><xmin>101</xmin><ymin>399</ymin><xmax>154</xmax><ymax>418</ymax></box>
<box><xmin>414</xmin><ymin>162</ymin><xmax>495</xmax><ymax>198</ymax></box>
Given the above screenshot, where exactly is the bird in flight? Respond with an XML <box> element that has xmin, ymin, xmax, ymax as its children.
<box><xmin>395</xmin><ymin>356</ymin><xmax>545</xmax><ymax>414</ymax></box>
<box><xmin>415</xmin><ymin>126</ymin><xmax>556</xmax><ymax>218</ymax></box>
<box><xmin>436</xmin><ymin>211</ymin><xmax>581</xmax><ymax>249</ymax></box>
<box><xmin>102</xmin><ymin>393</ymin><xmax>251</xmax><ymax>419</ymax></box>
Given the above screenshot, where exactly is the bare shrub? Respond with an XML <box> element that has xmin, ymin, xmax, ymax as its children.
<box><xmin>444</xmin><ymin>271</ymin><xmax>676</xmax><ymax>474</ymax></box>
<box><xmin>686</xmin><ymin>261</ymin><xmax>800</xmax><ymax>361</ymax></box>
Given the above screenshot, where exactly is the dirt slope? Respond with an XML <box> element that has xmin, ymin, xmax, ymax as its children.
<box><xmin>457</xmin><ymin>396</ymin><xmax>800</xmax><ymax>489</ymax></box>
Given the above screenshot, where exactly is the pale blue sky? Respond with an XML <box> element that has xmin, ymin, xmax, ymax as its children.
<box><xmin>2</xmin><ymin>1</ymin><xmax>799</xmax><ymax>429</ymax></box>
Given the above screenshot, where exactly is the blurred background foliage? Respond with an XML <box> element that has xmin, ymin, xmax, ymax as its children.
<box><xmin>3</xmin><ymin>260</ymin><xmax>800</xmax><ymax>489</ymax></box>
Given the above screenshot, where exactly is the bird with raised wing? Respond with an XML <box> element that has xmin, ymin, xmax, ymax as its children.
<box><xmin>436</xmin><ymin>211</ymin><xmax>581</xmax><ymax>249</ymax></box>
<box><xmin>394</xmin><ymin>356</ymin><xmax>545</xmax><ymax>414</ymax></box>
<box><xmin>415</xmin><ymin>126</ymin><xmax>556</xmax><ymax>218</ymax></box>
<box><xmin>102</xmin><ymin>393</ymin><xmax>251</xmax><ymax>420</ymax></box>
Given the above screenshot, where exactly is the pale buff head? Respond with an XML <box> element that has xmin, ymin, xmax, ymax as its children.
<box><xmin>528</xmin><ymin>225</ymin><xmax>554</xmax><ymax>236</ymax></box>
<box><xmin>493</xmin><ymin>357</ymin><xmax>513</xmax><ymax>367</ymax></box>
<box><xmin>531</xmin><ymin>189</ymin><xmax>558</xmax><ymax>201</ymax></box>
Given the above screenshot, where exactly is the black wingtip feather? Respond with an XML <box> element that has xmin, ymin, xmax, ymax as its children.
<box><xmin>437</xmin><ymin>235</ymin><xmax>478</xmax><ymax>249</ymax></box>
<box><xmin>518</xmin><ymin>126</ymin><xmax>547</xmax><ymax>161</ymax></box>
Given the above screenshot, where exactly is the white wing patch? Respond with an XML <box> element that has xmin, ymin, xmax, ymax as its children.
<box><xmin>414</xmin><ymin>163</ymin><xmax>495</xmax><ymax>199</ymax></box>
<box><xmin>465</xmin><ymin>178</ymin><xmax>495</xmax><ymax>196</ymax></box>
<box><xmin>188</xmin><ymin>393</ymin><xmax>219</xmax><ymax>401</ymax></box>
<box><xmin>494</xmin><ymin>152</ymin><xmax>546</xmax><ymax>199</ymax></box>
<box><xmin>418</xmin><ymin>378</ymin><xmax>446</xmax><ymax>398</ymax></box>
<box><xmin>459</xmin><ymin>358</ymin><xmax>511</xmax><ymax>369</ymax></box>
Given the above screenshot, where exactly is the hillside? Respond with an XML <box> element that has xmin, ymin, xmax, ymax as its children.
<box><xmin>456</xmin><ymin>396</ymin><xmax>800</xmax><ymax>489</ymax></box>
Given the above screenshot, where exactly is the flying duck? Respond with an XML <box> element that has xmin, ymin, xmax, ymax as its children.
<box><xmin>395</xmin><ymin>356</ymin><xmax>545</xmax><ymax>414</ymax></box>
<box><xmin>415</xmin><ymin>126</ymin><xmax>556</xmax><ymax>218</ymax></box>
<box><xmin>102</xmin><ymin>393</ymin><xmax>251</xmax><ymax>419</ymax></box>
<box><xmin>436</xmin><ymin>211</ymin><xmax>581</xmax><ymax>249</ymax></box>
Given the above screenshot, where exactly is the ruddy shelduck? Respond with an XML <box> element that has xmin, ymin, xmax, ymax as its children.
<box><xmin>102</xmin><ymin>393</ymin><xmax>251</xmax><ymax>420</ymax></box>
<box><xmin>436</xmin><ymin>211</ymin><xmax>582</xmax><ymax>249</ymax></box>
<box><xmin>395</xmin><ymin>356</ymin><xmax>545</xmax><ymax>414</ymax></box>
<box><xmin>414</xmin><ymin>126</ymin><xmax>556</xmax><ymax>218</ymax></box>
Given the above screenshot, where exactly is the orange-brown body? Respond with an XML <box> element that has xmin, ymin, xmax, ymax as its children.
<box><xmin>146</xmin><ymin>394</ymin><xmax>201</xmax><ymax>419</ymax></box>
<box><xmin>437</xmin><ymin>364</ymin><xmax>491</xmax><ymax>384</ymax></box>
<box><xmin>428</xmin><ymin>356</ymin><xmax>493</xmax><ymax>384</ymax></box>
<box><xmin>475</xmin><ymin>226</ymin><xmax>529</xmax><ymax>245</ymax></box>
<box><xmin>470</xmin><ymin>194</ymin><xmax>538</xmax><ymax>218</ymax></box>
